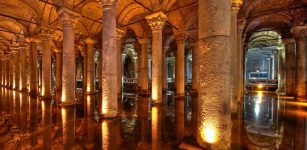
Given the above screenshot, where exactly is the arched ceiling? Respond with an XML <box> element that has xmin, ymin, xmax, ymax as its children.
<box><xmin>0</xmin><ymin>0</ymin><xmax>305</xmax><ymax>59</ymax></box>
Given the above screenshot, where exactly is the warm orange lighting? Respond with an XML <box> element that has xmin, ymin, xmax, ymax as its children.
<box><xmin>102</xmin><ymin>121</ymin><xmax>109</xmax><ymax>149</ymax></box>
<box><xmin>258</xmin><ymin>84</ymin><xmax>263</xmax><ymax>89</ymax></box>
<box><xmin>152</xmin><ymin>86</ymin><xmax>158</xmax><ymax>101</ymax></box>
<box><xmin>102</xmin><ymin>97</ymin><xmax>108</xmax><ymax>114</ymax></box>
<box><xmin>201</xmin><ymin>125</ymin><xmax>217</xmax><ymax>144</ymax></box>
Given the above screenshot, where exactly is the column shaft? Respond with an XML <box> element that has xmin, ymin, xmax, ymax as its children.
<box><xmin>13</xmin><ymin>52</ymin><xmax>20</xmax><ymax>90</ymax></box>
<box><xmin>146</xmin><ymin>12</ymin><xmax>167</xmax><ymax>102</ymax></box>
<box><xmin>292</xmin><ymin>26</ymin><xmax>307</xmax><ymax>100</ymax></box>
<box><xmin>29</xmin><ymin>41</ymin><xmax>38</xmax><ymax>96</ymax></box>
<box><xmin>175</xmin><ymin>34</ymin><xmax>185</xmax><ymax>96</ymax></box>
<box><xmin>198</xmin><ymin>0</ymin><xmax>231</xmax><ymax>148</ymax></box>
<box><xmin>55</xmin><ymin>51</ymin><xmax>63</xmax><ymax>102</ymax></box>
<box><xmin>85</xmin><ymin>38</ymin><xmax>95</xmax><ymax>94</ymax></box>
<box><xmin>284</xmin><ymin>39</ymin><xmax>296</xmax><ymax>96</ymax></box>
<box><xmin>191</xmin><ymin>42</ymin><xmax>199</xmax><ymax>92</ymax></box>
<box><xmin>20</xmin><ymin>48</ymin><xmax>27</xmax><ymax>91</ymax></box>
<box><xmin>58</xmin><ymin>8</ymin><xmax>80</xmax><ymax>105</ymax></box>
<box><xmin>276</xmin><ymin>47</ymin><xmax>286</xmax><ymax>94</ymax></box>
<box><xmin>41</xmin><ymin>38</ymin><xmax>52</xmax><ymax>98</ymax></box>
<box><xmin>101</xmin><ymin>3</ymin><xmax>118</xmax><ymax>118</ymax></box>
<box><xmin>139</xmin><ymin>39</ymin><xmax>149</xmax><ymax>92</ymax></box>
<box><xmin>162</xmin><ymin>47</ymin><xmax>168</xmax><ymax>92</ymax></box>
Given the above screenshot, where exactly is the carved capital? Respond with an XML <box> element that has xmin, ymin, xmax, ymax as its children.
<box><xmin>116</xmin><ymin>28</ymin><xmax>125</xmax><ymax>40</ymax></box>
<box><xmin>84</xmin><ymin>36</ymin><xmax>97</xmax><ymax>44</ymax></box>
<box><xmin>145</xmin><ymin>12</ymin><xmax>167</xmax><ymax>31</ymax></box>
<box><xmin>174</xmin><ymin>32</ymin><xmax>186</xmax><ymax>44</ymax></box>
<box><xmin>97</xmin><ymin>0</ymin><xmax>117</xmax><ymax>9</ymax></box>
<box><xmin>282</xmin><ymin>38</ymin><xmax>295</xmax><ymax>45</ymax></box>
<box><xmin>25</xmin><ymin>36</ymin><xmax>41</xmax><ymax>43</ymax></box>
<box><xmin>38</xmin><ymin>27</ymin><xmax>55</xmax><ymax>41</ymax></box>
<box><xmin>291</xmin><ymin>25</ymin><xmax>307</xmax><ymax>38</ymax></box>
<box><xmin>58</xmin><ymin>7</ymin><xmax>80</xmax><ymax>28</ymax></box>
<box><xmin>231</xmin><ymin>0</ymin><xmax>242</xmax><ymax>12</ymax></box>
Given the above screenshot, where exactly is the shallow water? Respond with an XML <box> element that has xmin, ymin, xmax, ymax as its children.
<box><xmin>0</xmin><ymin>88</ymin><xmax>306</xmax><ymax>149</ymax></box>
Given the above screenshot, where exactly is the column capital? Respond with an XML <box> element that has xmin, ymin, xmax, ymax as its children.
<box><xmin>145</xmin><ymin>12</ymin><xmax>167</xmax><ymax>31</ymax></box>
<box><xmin>97</xmin><ymin>0</ymin><xmax>117</xmax><ymax>9</ymax></box>
<box><xmin>116</xmin><ymin>28</ymin><xmax>125</xmax><ymax>40</ymax></box>
<box><xmin>282</xmin><ymin>38</ymin><xmax>295</xmax><ymax>45</ymax></box>
<box><xmin>84</xmin><ymin>36</ymin><xmax>97</xmax><ymax>44</ymax></box>
<box><xmin>38</xmin><ymin>27</ymin><xmax>55</xmax><ymax>41</ymax></box>
<box><xmin>53</xmin><ymin>41</ymin><xmax>63</xmax><ymax>53</ymax></box>
<box><xmin>174</xmin><ymin>32</ymin><xmax>187</xmax><ymax>44</ymax></box>
<box><xmin>25</xmin><ymin>36</ymin><xmax>41</xmax><ymax>43</ymax></box>
<box><xmin>231</xmin><ymin>1</ymin><xmax>242</xmax><ymax>13</ymax></box>
<box><xmin>291</xmin><ymin>25</ymin><xmax>307</xmax><ymax>38</ymax></box>
<box><xmin>58</xmin><ymin>7</ymin><xmax>80</xmax><ymax>28</ymax></box>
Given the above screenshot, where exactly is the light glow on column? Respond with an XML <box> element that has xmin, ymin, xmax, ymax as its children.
<box><xmin>200</xmin><ymin>122</ymin><xmax>217</xmax><ymax>144</ymax></box>
<box><xmin>152</xmin><ymin>85</ymin><xmax>158</xmax><ymax>101</ymax></box>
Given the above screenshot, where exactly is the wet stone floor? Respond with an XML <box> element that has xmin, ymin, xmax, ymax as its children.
<box><xmin>0</xmin><ymin>88</ymin><xmax>307</xmax><ymax>150</ymax></box>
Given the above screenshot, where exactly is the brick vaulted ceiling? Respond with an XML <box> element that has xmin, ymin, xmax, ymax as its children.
<box><xmin>0</xmin><ymin>0</ymin><xmax>305</xmax><ymax>59</ymax></box>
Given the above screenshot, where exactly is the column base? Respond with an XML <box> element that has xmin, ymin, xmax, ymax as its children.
<box><xmin>174</xmin><ymin>94</ymin><xmax>185</xmax><ymax>98</ymax></box>
<box><xmin>275</xmin><ymin>89</ymin><xmax>286</xmax><ymax>95</ymax></box>
<box><xmin>296</xmin><ymin>96</ymin><xmax>307</xmax><ymax>102</ymax></box>
<box><xmin>97</xmin><ymin>112</ymin><xmax>119</xmax><ymax>120</ymax></box>
<box><xmin>58</xmin><ymin>102</ymin><xmax>76</xmax><ymax>107</ymax></box>
<box><xmin>139</xmin><ymin>90</ymin><xmax>151</xmax><ymax>96</ymax></box>
<box><xmin>190</xmin><ymin>90</ymin><xmax>198</xmax><ymax>96</ymax></box>
<box><xmin>84</xmin><ymin>91</ymin><xmax>95</xmax><ymax>95</ymax></box>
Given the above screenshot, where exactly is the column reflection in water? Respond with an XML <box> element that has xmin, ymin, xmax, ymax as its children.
<box><xmin>137</xmin><ymin>96</ymin><xmax>150</xmax><ymax>149</ymax></box>
<box><xmin>191</xmin><ymin>94</ymin><xmax>199</xmax><ymax>139</ymax></box>
<box><xmin>84</xmin><ymin>95</ymin><xmax>95</xmax><ymax>148</ymax></box>
<box><xmin>175</xmin><ymin>97</ymin><xmax>184</xmax><ymax>145</ymax></box>
<box><xmin>12</xmin><ymin>90</ymin><xmax>20</xmax><ymax>131</ymax></box>
<box><xmin>62</xmin><ymin>106</ymin><xmax>76</xmax><ymax>149</ymax></box>
<box><xmin>20</xmin><ymin>92</ymin><xmax>27</xmax><ymax>132</ymax></box>
<box><xmin>152</xmin><ymin>104</ymin><xmax>162</xmax><ymax>150</ymax></box>
<box><xmin>41</xmin><ymin>99</ymin><xmax>52</xmax><ymax>150</ymax></box>
<box><xmin>244</xmin><ymin>92</ymin><xmax>285</xmax><ymax>149</ymax></box>
<box><xmin>29</xmin><ymin>95</ymin><xmax>38</xmax><ymax>146</ymax></box>
<box><xmin>99</xmin><ymin>119</ymin><xmax>121</xmax><ymax>150</ymax></box>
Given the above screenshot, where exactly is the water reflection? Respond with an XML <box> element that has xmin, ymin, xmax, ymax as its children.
<box><xmin>1</xmin><ymin>87</ymin><xmax>307</xmax><ymax>149</ymax></box>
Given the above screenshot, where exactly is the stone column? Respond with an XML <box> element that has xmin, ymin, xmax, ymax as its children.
<box><xmin>13</xmin><ymin>50</ymin><xmax>20</xmax><ymax>90</ymax></box>
<box><xmin>40</xmin><ymin>28</ymin><xmax>54</xmax><ymax>99</ymax></box>
<box><xmin>273</xmin><ymin>50</ymin><xmax>279</xmax><ymax>80</ymax></box>
<box><xmin>84</xmin><ymin>37</ymin><xmax>96</xmax><ymax>94</ymax></box>
<box><xmin>58</xmin><ymin>8</ymin><xmax>80</xmax><ymax>105</ymax></box>
<box><xmin>19</xmin><ymin>46</ymin><xmax>27</xmax><ymax>91</ymax></box>
<box><xmin>230</xmin><ymin>2</ymin><xmax>240</xmax><ymax>113</ymax></box>
<box><xmin>162</xmin><ymin>46</ymin><xmax>168</xmax><ymax>92</ymax></box>
<box><xmin>198</xmin><ymin>0</ymin><xmax>231</xmax><ymax>149</ymax></box>
<box><xmin>26</xmin><ymin>37</ymin><xmax>39</xmax><ymax>96</ymax></box>
<box><xmin>138</xmin><ymin>38</ymin><xmax>150</xmax><ymax>93</ymax></box>
<box><xmin>291</xmin><ymin>26</ymin><xmax>307</xmax><ymax>101</ymax></box>
<box><xmin>276</xmin><ymin>46</ymin><xmax>286</xmax><ymax>95</ymax></box>
<box><xmin>54</xmin><ymin>44</ymin><xmax>63</xmax><ymax>103</ymax></box>
<box><xmin>9</xmin><ymin>55</ymin><xmax>14</xmax><ymax>88</ymax></box>
<box><xmin>99</xmin><ymin>0</ymin><xmax>118</xmax><ymax>118</ymax></box>
<box><xmin>116</xmin><ymin>29</ymin><xmax>125</xmax><ymax>96</ymax></box>
<box><xmin>191</xmin><ymin>42</ymin><xmax>199</xmax><ymax>93</ymax></box>
<box><xmin>284</xmin><ymin>38</ymin><xmax>296</xmax><ymax>96</ymax></box>
<box><xmin>174</xmin><ymin>32</ymin><xmax>186</xmax><ymax>97</ymax></box>
<box><xmin>145</xmin><ymin>12</ymin><xmax>167</xmax><ymax>102</ymax></box>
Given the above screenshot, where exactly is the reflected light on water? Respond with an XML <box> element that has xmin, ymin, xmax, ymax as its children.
<box><xmin>102</xmin><ymin>121</ymin><xmax>109</xmax><ymax>150</ymax></box>
<box><xmin>254</xmin><ymin>91</ymin><xmax>262</xmax><ymax>116</ymax></box>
